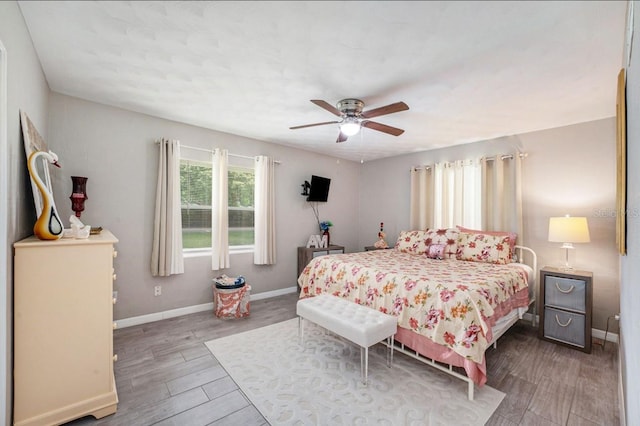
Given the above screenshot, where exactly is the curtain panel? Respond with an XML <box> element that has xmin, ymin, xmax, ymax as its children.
<box><xmin>211</xmin><ymin>149</ymin><xmax>230</xmax><ymax>270</ymax></box>
<box><xmin>410</xmin><ymin>167</ymin><xmax>433</xmax><ymax>230</ymax></box>
<box><xmin>481</xmin><ymin>154</ymin><xmax>524</xmax><ymax>237</ymax></box>
<box><xmin>434</xmin><ymin>160</ymin><xmax>481</xmax><ymax>229</ymax></box>
<box><xmin>410</xmin><ymin>160</ymin><xmax>481</xmax><ymax>230</ymax></box>
<box><xmin>254</xmin><ymin>156</ymin><xmax>276</xmax><ymax>265</ymax></box>
<box><xmin>151</xmin><ymin>138</ymin><xmax>184</xmax><ymax>277</ymax></box>
<box><xmin>410</xmin><ymin>154</ymin><xmax>523</xmax><ymax>237</ymax></box>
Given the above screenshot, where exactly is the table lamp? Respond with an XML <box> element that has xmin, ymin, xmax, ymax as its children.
<box><xmin>548</xmin><ymin>215</ymin><xmax>590</xmax><ymax>270</ymax></box>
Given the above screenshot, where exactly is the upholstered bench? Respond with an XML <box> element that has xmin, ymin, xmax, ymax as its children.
<box><xmin>296</xmin><ymin>294</ymin><xmax>397</xmax><ymax>385</ymax></box>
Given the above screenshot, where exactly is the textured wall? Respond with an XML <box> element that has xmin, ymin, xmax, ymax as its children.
<box><xmin>46</xmin><ymin>93</ymin><xmax>361</xmax><ymax>320</ymax></box>
<box><xmin>358</xmin><ymin>118</ymin><xmax>619</xmax><ymax>332</ymax></box>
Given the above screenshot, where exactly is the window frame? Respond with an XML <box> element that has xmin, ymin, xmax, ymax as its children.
<box><xmin>179</xmin><ymin>152</ymin><xmax>255</xmax><ymax>257</ymax></box>
<box><xmin>227</xmin><ymin>163</ymin><xmax>255</xmax><ymax>254</ymax></box>
<box><xmin>180</xmin><ymin>157</ymin><xmax>212</xmax><ymax>256</ymax></box>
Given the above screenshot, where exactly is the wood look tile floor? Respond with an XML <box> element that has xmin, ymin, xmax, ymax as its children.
<box><xmin>67</xmin><ymin>292</ymin><xmax>619</xmax><ymax>426</ymax></box>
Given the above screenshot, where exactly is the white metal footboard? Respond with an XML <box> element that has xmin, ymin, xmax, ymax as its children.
<box><xmin>386</xmin><ymin>245</ymin><xmax>537</xmax><ymax>401</ymax></box>
<box><xmin>390</xmin><ymin>342</ymin><xmax>477</xmax><ymax>400</ymax></box>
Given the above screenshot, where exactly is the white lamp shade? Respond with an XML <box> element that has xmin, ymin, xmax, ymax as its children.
<box><xmin>548</xmin><ymin>216</ymin><xmax>590</xmax><ymax>243</ymax></box>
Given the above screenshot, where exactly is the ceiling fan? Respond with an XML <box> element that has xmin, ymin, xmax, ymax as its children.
<box><xmin>290</xmin><ymin>99</ymin><xmax>409</xmax><ymax>143</ymax></box>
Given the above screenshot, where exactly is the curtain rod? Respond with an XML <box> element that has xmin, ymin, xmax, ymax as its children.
<box><xmin>411</xmin><ymin>152</ymin><xmax>527</xmax><ymax>171</ymax></box>
<box><xmin>156</xmin><ymin>141</ymin><xmax>281</xmax><ymax>164</ymax></box>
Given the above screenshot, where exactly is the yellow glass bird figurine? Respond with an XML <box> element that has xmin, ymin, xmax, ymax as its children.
<box><xmin>28</xmin><ymin>150</ymin><xmax>63</xmax><ymax>240</ymax></box>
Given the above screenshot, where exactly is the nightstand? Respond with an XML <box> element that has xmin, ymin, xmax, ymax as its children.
<box><xmin>538</xmin><ymin>266</ymin><xmax>593</xmax><ymax>353</ymax></box>
<box><xmin>297</xmin><ymin>245</ymin><xmax>345</xmax><ymax>277</ymax></box>
<box><xmin>364</xmin><ymin>246</ymin><xmax>392</xmax><ymax>251</ymax></box>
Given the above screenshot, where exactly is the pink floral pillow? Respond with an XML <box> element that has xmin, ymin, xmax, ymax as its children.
<box><xmin>457</xmin><ymin>225</ymin><xmax>517</xmax><ymax>259</ymax></box>
<box><xmin>394</xmin><ymin>230</ymin><xmax>430</xmax><ymax>255</ymax></box>
<box><xmin>427</xmin><ymin>244</ymin><xmax>445</xmax><ymax>260</ymax></box>
<box><xmin>456</xmin><ymin>232</ymin><xmax>512</xmax><ymax>264</ymax></box>
<box><xmin>424</xmin><ymin>228</ymin><xmax>459</xmax><ymax>260</ymax></box>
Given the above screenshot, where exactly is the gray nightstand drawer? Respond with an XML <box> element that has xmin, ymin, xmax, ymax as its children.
<box><xmin>544</xmin><ymin>275</ymin><xmax>586</xmax><ymax>312</ymax></box>
<box><xmin>543</xmin><ymin>307</ymin><xmax>586</xmax><ymax>348</ymax></box>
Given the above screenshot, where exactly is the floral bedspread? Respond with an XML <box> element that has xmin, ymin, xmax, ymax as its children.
<box><xmin>298</xmin><ymin>249</ymin><xmax>530</xmax><ymax>364</ymax></box>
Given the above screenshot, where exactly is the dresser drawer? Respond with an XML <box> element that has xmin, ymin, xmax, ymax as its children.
<box><xmin>544</xmin><ymin>275</ymin><xmax>586</xmax><ymax>312</ymax></box>
<box><xmin>543</xmin><ymin>307</ymin><xmax>586</xmax><ymax>348</ymax></box>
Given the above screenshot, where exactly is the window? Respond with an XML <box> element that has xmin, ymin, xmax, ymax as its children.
<box><xmin>228</xmin><ymin>165</ymin><xmax>255</xmax><ymax>248</ymax></box>
<box><xmin>180</xmin><ymin>158</ymin><xmax>254</xmax><ymax>252</ymax></box>
<box><xmin>181</xmin><ymin>159</ymin><xmax>212</xmax><ymax>249</ymax></box>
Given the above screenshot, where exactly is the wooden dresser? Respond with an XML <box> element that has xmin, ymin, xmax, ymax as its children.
<box><xmin>13</xmin><ymin>231</ymin><xmax>119</xmax><ymax>426</ymax></box>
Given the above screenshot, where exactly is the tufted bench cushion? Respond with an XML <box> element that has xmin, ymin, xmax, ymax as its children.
<box><xmin>296</xmin><ymin>294</ymin><xmax>397</xmax><ymax>384</ymax></box>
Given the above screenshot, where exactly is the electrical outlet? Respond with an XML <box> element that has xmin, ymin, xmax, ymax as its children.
<box><xmin>154</xmin><ymin>285</ymin><xmax>161</xmax><ymax>296</ymax></box>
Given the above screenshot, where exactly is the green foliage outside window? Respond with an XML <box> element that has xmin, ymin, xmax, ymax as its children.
<box><xmin>180</xmin><ymin>160</ymin><xmax>254</xmax><ymax>249</ymax></box>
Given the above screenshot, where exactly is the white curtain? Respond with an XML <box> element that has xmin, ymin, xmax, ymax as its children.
<box><xmin>211</xmin><ymin>149</ymin><xmax>230</xmax><ymax>270</ymax></box>
<box><xmin>410</xmin><ymin>155</ymin><xmax>521</xmax><ymax>232</ymax></box>
<box><xmin>254</xmin><ymin>156</ymin><xmax>276</xmax><ymax>265</ymax></box>
<box><xmin>410</xmin><ymin>167</ymin><xmax>433</xmax><ymax>230</ymax></box>
<box><xmin>434</xmin><ymin>160</ymin><xmax>481</xmax><ymax>229</ymax></box>
<box><xmin>412</xmin><ymin>160</ymin><xmax>481</xmax><ymax>230</ymax></box>
<box><xmin>151</xmin><ymin>139</ymin><xmax>184</xmax><ymax>277</ymax></box>
<box><xmin>481</xmin><ymin>154</ymin><xmax>524</xmax><ymax>237</ymax></box>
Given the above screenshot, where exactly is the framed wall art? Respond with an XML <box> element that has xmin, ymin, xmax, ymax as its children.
<box><xmin>616</xmin><ymin>69</ymin><xmax>627</xmax><ymax>255</ymax></box>
<box><xmin>20</xmin><ymin>110</ymin><xmax>51</xmax><ymax>218</ymax></box>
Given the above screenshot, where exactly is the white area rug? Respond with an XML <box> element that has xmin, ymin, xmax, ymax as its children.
<box><xmin>205</xmin><ymin>319</ymin><xmax>504</xmax><ymax>425</ymax></box>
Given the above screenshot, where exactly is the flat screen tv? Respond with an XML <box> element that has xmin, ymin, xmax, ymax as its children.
<box><xmin>307</xmin><ymin>175</ymin><xmax>331</xmax><ymax>202</ymax></box>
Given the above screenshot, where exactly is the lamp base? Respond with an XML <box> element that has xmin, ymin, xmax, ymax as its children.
<box><xmin>561</xmin><ymin>246</ymin><xmax>574</xmax><ymax>271</ymax></box>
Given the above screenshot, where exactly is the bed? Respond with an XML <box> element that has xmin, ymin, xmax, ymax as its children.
<box><xmin>297</xmin><ymin>227</ymin><xmax>537</xmax><ymax>400</ymax></box>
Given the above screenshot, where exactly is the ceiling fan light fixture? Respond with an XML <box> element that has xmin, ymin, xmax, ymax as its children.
<box><xmin>340</xmin><ymin>117</ymin><xmax>360</xmax><ymax>136</ymax></box>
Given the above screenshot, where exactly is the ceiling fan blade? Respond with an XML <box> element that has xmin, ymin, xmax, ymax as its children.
<box><xmin>361</xmin><ymin>120</ymin><xmax>405</xmax><ymax>136</ymax></box>
<box><xmin>361</xmin><ymin>101</ymin><xmax>409</xmax><ymax>119</ymax></box>
<box><xmin>336</xmin><ymin>132</ymin><xmax>348</xmax><ymax>143</ymax></box>
<box><xmin>290</xmin><ymin>120</ymin><xmax>339</xmax><ymax>130</ymax></box>
<box><xmin>311</xmin><ymin>100</ymin><xmax>343</xmax><ymax>117</ymax></box>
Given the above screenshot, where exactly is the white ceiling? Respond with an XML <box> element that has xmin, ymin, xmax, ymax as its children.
<box><xmin>18</xmin><ymin>1</ymin><xmax>627</xmax><ymax>162</ymax></box>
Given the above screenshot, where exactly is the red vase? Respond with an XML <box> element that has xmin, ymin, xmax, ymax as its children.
<box><xmin>70</xmin><ymin>176</ymin><xmax>88</xmax><ymax>217</ymax></box>
<box><xmin>323</xmin><ymin>230</ymin><xmax>330</xmax><ymax>246</ymax></box>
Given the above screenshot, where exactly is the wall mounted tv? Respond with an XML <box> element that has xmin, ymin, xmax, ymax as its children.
<box><xmin>307</xmin><ymin>175</ymin><xmax>331</xmax><ymax>202</ymax></box>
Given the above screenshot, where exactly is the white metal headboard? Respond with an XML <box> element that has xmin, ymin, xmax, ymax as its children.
<box><xmin>514</xmin><ymin>245</ymin><xmax>537</xmax><ymax>283</ymax></box>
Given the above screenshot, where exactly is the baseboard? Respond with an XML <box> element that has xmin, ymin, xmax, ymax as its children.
<box><xmin>618</xmin><ymin>328</ymin><xmax>626</xmax><ymax>426</ymax></box>
<box><xmin>522</xmin><ymin>312</ymin><xmax>536</xmax><ymax>324</ymax></box>
<box><xmin>521</xmin><ymin>313</ymin><xmax>619</xmax><ymax>343</ymax></box>
<box><xmin>592</xmin><ymin>327</ymin><xmax>619</xmax><ymax>344</ymax></box>
<box><xmin>116</xmin><ymin>286</ymin><xmax>298</xmax><ymax>329</ymax></box>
